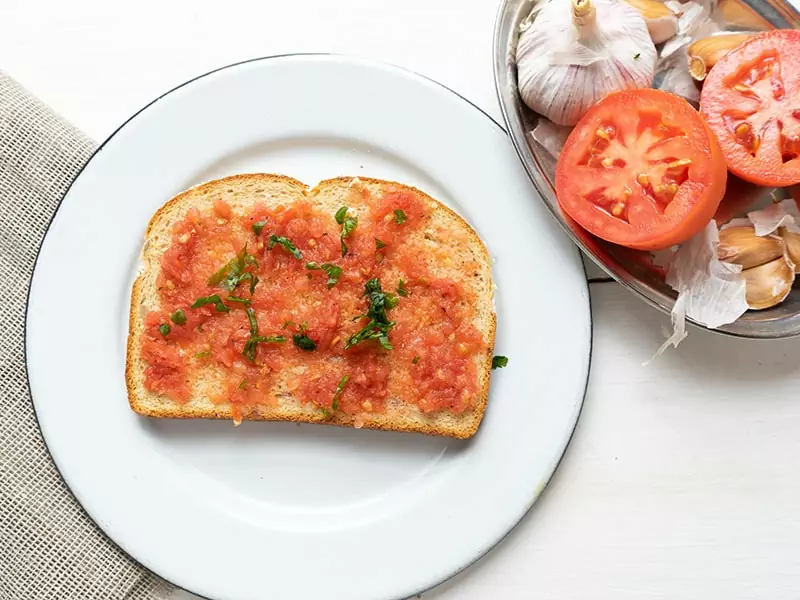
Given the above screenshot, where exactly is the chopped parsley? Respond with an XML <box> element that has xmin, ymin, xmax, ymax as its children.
<box><xmin>397</xmin><ymin>279</ymin><xmax>409</xmax><ymax>297</ymax></box>
<box><xmin>252</xmin><ymin>220</ymin><xmax>267</xmax><ymax>235</ymax></box>
<box><xmin>242</xmin><ymin>307</ymin><xmax>286</xmax><ymax>361</ymax></box>
<box><xmin>375</xmin><ymin>238</ymin><xmax>387</xmax><ymax>249</ymax></box>
<box><xmin>191</xmin><ymin>294</ymin><xmax>229</xmax><ymax>313</ymax></box>
<box><xmin>170</xmin><ymin>309</ymin><xmax>186</xmax><ymax>325</ymax></box>
<box><xmin>158</xmin><ymin>323</ymin><xmax>170</xmax><ymax>336</ymax></box>
<box><xmin>268</xmin><ymin>235</ymin><xmax>302</xmax><ymax>259</ymax></box>
<box><xmin>207</xmin><ymin>245</ymin><xmax>258</xmax><ymax>292</ymax></box>
<box><xmin>332</xmin><ymin>375</ymin><xmax>350</xmax><ymax>411</ymax></box>
<box><xmin>306</xmin><ymin>262</ymin><xmax>343</xmax><ymax>288</ymax></box>
<box><xmin>226</xmin><ymin>296</ymin><xmax>252</xmax><ymax>305</ymax></box>
<box><xmin>245</xmin><ymin>306</ymin><xmax>258</xmax><ymax>333</ymax></box>
<box><xmin>412</xmin><ymin>356</ymin><xmax>420</xmax><ymax>365</ymax></box>
<box><xmin>335</xmin><ymin>206</ymin><xmax>358</xmax><ymax>257</ymax></box>
<box><xmin>238</xmin><ymin>378</ymin><xmax>248</xmax><ymax>389</ymax></box>
<box><xmin>194</xmin><ymin>350</ymin><xmax>211</xmax><ymax>358</ymax></box>
<box><xmin>491</xmin><ymin>356</ymin><xmax>509</xmax><ymax>369</ymax></box>
<box><xmin>393</xmin><ymin>209</ymin><xmax>407</xmax><ymax>224</ymax></box>
<box><xmin>345</xmin><ymin>278</ymin><xmax>398</xmax><ymax>350</ymax></box>
<box><xmin>293</xmin><ymin>333</ymin><xmax>317</xmax><ymax>351</ymax></box>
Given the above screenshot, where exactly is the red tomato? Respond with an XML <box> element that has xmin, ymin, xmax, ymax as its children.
<box><xmin>700</xmin><ymin>29</ymin><xmax>800</xmax><ymax>187</ymax></box>
<box><xmin>556</xmin><ymin>89</ymin><xmax>727</xmax><ymax>251</ymax></box>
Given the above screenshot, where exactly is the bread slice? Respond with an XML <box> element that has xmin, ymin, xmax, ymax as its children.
<box><xmin>126</xmin><ymin>174</ymin><xmax>496</xmax><ymax>439</ymax></box>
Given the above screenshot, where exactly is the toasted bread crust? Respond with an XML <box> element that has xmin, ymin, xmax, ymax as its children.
<box><xmin>126</xmin><ymin>174</ymin><xmax>496</xmax><ymax>439</ymax></box>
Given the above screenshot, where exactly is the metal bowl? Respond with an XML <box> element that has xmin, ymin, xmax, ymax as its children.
<box><xmin>493</xmin><ymin>0</ymin><xmax>800</xmax><ymax>338</ymax></box>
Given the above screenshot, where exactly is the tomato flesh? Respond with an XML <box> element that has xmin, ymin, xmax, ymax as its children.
<box><xmin>141</xmin><ymin>188</ymin><xmax>487</xmax><ymax>416</ymax></box>
<box><xmin>701</xmin><ymin>29</ymin><xmax>800</xmax><ymax>187</ymax></box>
<box><xmin>556</xmin><ymin>89</ymin><xmax>727</xmax><ymax>251</ymax></box>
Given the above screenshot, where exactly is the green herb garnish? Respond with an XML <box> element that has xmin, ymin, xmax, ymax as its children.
<box><xmin>242</xmin><ymin>308</ymin><xmax>286</xmax><ymax>361</ymax></box>
<box><xmin>335</xmin><ymin>206</ymin><xmax>358</xmax><ymax>257</ymax></box>
<box><xmin>293</xmin><ymin>334</ymin><xmax>317</xmax><ymax>351</ymax></box>
<box><xmin>226</xmin><ymin>296</ymin><xmax>252</xmax><ymax>305</ymax></box>
<box><xmin>245</xmin><ymin>307</ymin><xmax>258</xmax><ymax>334</ymax></box>
<box><xmin>397</xmin><ymin>279</ymin><xmax>408</xmax><ymax>297</ymax></box>
<box><xmin>243</xmin><ymin>335</ymin><xmax>287</xmax><ymax>361</ymax></box>
<box><xmin>194</xmin><ymin>350</ymin><xmax>211</xmax><ymax>358</ymax></box>
<box><xmin>170</xmin><ymin>309</ymin><xmax>186</xmax><ymax>325</ymax></box>
<box><xmin>159</xmin><ymin>323</ymin><xmax>170</xmax><ymax>336</ymax></box>
<box><xmin>412</xmin><ymin>356</ymin><xmax>420</xmax><ymax>364</ymax></box>
<box><xmin>191</xmin><ymin>295</ymin><xmax>229</xmax><ymax>312</ymax></box>
<box><xmin>491</xmin><ymin>356</ymin><xmax>509</xmax><ymax>369</ymax></box>
<box><xmin>345</xmin><ymin>278</ymin><xmax>398</xmax><ymax>350</ymax></box>
<box><xmin>268</xmin><ymin>235</ymin><xmax>302</xmax><ymax>259</ymax></box>
<box><xmin>375</xmin><ymin>238</ymin><xmax>387</xmax><ymax>249</ymax></box>
<box><xmin>306</xmin><ymin>262</ymin><xmax>343</xmax><ymax>288</ymax></box>
<box><xmin>393</xmin><ymin>209</ymin><xmax>407</xmax><ymax>224</ymax></box>
<box><xmin>252</xmin><ymin>220</ymin><xmax>267</xmax><ymax>235</ymax></box>
<box><xmin>239</xmin><ymin>378</ymin><xmax>248</xmax><ymax>389</ymax></box>
<box><xmin>207</xmin><ymin>245</ymin><xmax>258</xmax><ymax>292</ymax></box>
<box><xmin>332</xmin><ymin>375</ymin><xmax>350</xmax><ymax>411</ymax></box>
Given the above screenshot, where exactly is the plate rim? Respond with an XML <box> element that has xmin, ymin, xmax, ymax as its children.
<box><xmin>24</xmin><ymin>52</ymin><xmax>593</xmax><ymax>600</ymax></box>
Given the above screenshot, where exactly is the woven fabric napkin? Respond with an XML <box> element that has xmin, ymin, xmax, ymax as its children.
<box><xmin>0</xmin><ymin>72</ymin><xmax>177</xmax><ymax>600</ymax></box>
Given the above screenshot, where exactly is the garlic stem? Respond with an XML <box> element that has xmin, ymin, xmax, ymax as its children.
<box><xmin>572</xmin><ymin>0</ymin><xmax>596</xmax><ymax>31</ymax></box>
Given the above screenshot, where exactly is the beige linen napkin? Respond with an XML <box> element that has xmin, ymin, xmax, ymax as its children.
<box><xmin>0</xmin><ymin>72</ymin><xmax>177</xmax><ymax>600</ymax></box>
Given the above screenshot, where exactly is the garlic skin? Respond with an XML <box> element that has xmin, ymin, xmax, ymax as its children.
<box><xmin>516</xmin><ymin>0</ymin><xmax>657</xmax><ymax>126</ymax></box>
<box><xmin>529</xmin><ymin>117</ymin><xmax>573</xmax><ymax>159</ymax></box>
<box><xmin>625</xmin><ymin>0</ymin><xmax>679</xmax><ymax>44</ymax></box>
<box><xmin>654</xmin><ymin>221</ymin><xmax>748</xmax><ymax>358</ymax></box>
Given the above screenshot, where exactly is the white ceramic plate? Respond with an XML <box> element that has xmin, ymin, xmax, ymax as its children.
<box><xmin>26</xmin><ymin>55</ymin><xmax>591</xmax><ymax>600</ymax></box>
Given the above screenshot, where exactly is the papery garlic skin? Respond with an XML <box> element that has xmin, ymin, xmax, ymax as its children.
<box><xmin>529</xmin><ymin>118</ymin><xmax>573</xmax><ymax>159</ymax></box>
<box><xmin>516</xmin><ymin>0</ymin><xmax>657</xmax><ymax>126</ymax></box>
<box><xmin>625</xmin><ymin>0</ymin><xmax>679</xmax><ymax>44</ymax></box>
<box><xmin>652</xmin><ymin>221</ymin><xmax>748</xmax><ymax>359</ymax></box>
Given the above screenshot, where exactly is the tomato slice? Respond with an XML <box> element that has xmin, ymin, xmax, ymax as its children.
<box><xmin>700</xmin><ymin>29</ymin><xmax>800</xmax><ymax>187</ymax></box>
<box><xmin>556</xmin><ymin>89</ymin><xmax>728</xmax><ymax>251</ymax></box>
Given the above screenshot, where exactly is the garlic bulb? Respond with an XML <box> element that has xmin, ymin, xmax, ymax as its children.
<box><xmin>516</xmin><ymin>0</ymin><xmax>657</xmax><ymax>126</ymax></box>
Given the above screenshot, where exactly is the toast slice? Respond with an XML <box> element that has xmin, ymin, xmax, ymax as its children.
<box><xmin>126</xmin><ymin>174</ymin><xmax>496</xmax><ymax>438</ymax></box>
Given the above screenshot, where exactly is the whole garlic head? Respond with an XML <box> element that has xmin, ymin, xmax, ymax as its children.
<box><xmin>516</xmin><ymin>0</ymin><xmax>657</xmax><ymax>126</ymax></box>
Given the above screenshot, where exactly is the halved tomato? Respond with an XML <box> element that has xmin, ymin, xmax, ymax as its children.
<box><xmin>556</xmin><ymin>89</ymin><xmax>728</xmax><ymax>251</ymax></box>
<box><xmin>701</xmin><ymin>29</ymin><xmax>800</xmax><ymax>187</ymax></box>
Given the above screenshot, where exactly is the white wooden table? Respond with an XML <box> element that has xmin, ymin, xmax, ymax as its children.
<box><xmin>5</xmin><ymin>1</ymin><xmax>800</xmax><ymax>598</ymax></box>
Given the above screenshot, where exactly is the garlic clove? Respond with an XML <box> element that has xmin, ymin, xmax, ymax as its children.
<box><xmin>687</xmin><ymin>33</ymin><xmax>753</xmax><ymax>81</ymax></box>
<box><xmin>717</xmin><ymin>226</ymin><xmax>785</xmax><ymax>270</ymax></box>
<box><xmin>625</xmin><ymin>0</ymin><xmax>679</xmax><ymax>44</ymax></box>
<box><xmin>742</xmin><ymin>256</ymin><xmax>795</xmax><ymax>310</ymax></box>
<box><xmin>781</xmin><ymin>228</ymin><xmax>800</xmax><ymax>274</ymax></box>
